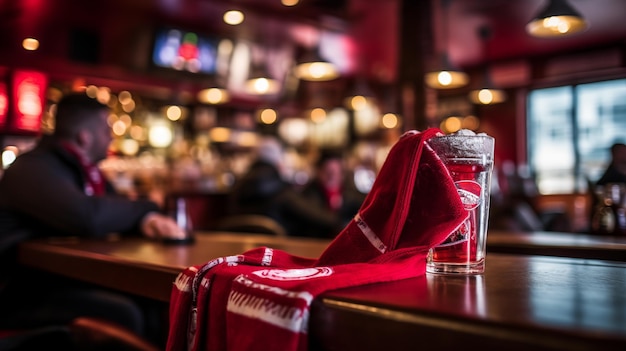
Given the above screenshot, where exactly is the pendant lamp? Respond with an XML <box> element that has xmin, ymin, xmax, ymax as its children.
<box><xmin>245</xmin><ymin>61</ymin><xmax>280</xmax><ymax>95</ymax></box>
<box><xmin>526</xmin><ymin>0</ymin><xmax>588</xmax><ymax>37</ymax></box>
<box><xmin>468</xmin><ymin>86</ymin><xmax>506</xmax><ymax>105</ymax></box>
<box><xmin>468</xmin><ymin>26</ymin><xmax>506</xmax><ymax>105</ymax></box>
<box><xmin>197</xmin><ymin>87</ymin><xmax>229</xmax><ymax>104</ymax></box>
<box><xmin>424</xmin><ymin>0</ymin><xmax>469</xmax><ymax>89</ymax></box>
<box><xmin>344</xmin><ymin>77</ymin><xmax>376</xmax><ymax>111</ymax></box>
<box><xmin>424</xmin><ymin>54</ymin><xmax>469</xmax><ymax>89</ymax></box>
<box><xmin>294</xmin><ymin>46</ymin><xmax>339</xmax><ymax>82</ymax></box>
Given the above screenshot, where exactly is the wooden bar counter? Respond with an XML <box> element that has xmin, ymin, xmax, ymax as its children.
<box><xmin>18</xmin><ymin>232</ymin><xmax>626</xmax><ymax>350</ymax></box>
<box><xmin>487</xmin><ymin>230</ymin><xmax>626</xmax><ymax>261</ymax></box>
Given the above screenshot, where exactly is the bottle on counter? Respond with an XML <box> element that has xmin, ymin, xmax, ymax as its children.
<box><xmin>591</xmin><ymin>183</ymin><xmax>626</xmax><ymax>235</ymax></box>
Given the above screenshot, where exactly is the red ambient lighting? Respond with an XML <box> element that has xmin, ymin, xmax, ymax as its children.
<box><xmin>0</xmin><ymin>83</ymin><xmax>7</xmax><ymax>130</ymax></box>
<box><xmin>10</xmin><ymin>70</ymin><xmax>47</xmax><ymax>133</ymax></box>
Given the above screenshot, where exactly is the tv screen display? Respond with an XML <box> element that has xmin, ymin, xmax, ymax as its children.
<box><xmin>152</xmin><ymin>28</ymin><xmax>218</xmax><ymax>74</ymax></box>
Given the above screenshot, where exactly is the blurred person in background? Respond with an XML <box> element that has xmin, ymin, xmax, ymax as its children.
<box><xmin>596</xmin><ymin>142</ymin><xmax>626</xmax><ymax>186</ymax></box>
<box><xmin>300</xmin><ymin>150</ymin><xmax>365</xmax><ymax>236</ymax></box>
<box><xmin>228</xmin><ymin>136</ymin><xmax>343</xmax><ymax>238</ymax></box>
<box><xmin>0</xmin><ymin>93</ymin><xmax>185</xmax><ymax>346</ymax></box>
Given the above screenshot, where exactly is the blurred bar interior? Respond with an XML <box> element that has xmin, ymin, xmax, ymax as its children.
<box><xmin>1</xmin><ymin>0</ymin><xmax>626</xmax><ymax>233</ymax></box>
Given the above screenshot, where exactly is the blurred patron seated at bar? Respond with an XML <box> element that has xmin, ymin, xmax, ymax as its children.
<box><xmin>300</xmin><ymin>150</ymin><xmax>365</xmax><ymax>235</ymax></box>
<box><xmin>227</xmin><ymin>136</ymin><xmax>343</xmax><ymax>238</ymax></box>
<box><xmin>0</xmin><ymin>93</ymin><xmax>185</xmax><ymax>343</ymax></box>
<box><xmin>596</xmin><ymin>142</ymin><xmax>626</xmax><ymax>186</ymax></box>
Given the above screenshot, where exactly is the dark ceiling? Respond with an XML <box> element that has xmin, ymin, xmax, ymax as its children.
<box><xmin>1</xmin><ymin>0</ymin><xmax>625</xmax><ymax>94</ymax></box>
<box><xmin>445</xmin><ymin>0</ymin><xmax>626</xmax><ymax>68</ymax></box>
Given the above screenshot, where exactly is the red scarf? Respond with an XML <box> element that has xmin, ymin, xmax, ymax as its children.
<box><xmin>166</xmin><ymin>128</ymin><xmax>469</xmax><ymax>351</ymax></box>
<box><xmin>60</xmin><ymin>142</ymin><xmax>106</xmax><ymax>196</ymax></box>
<box><xmin>323</xmin><ymin>186</ymin><xmax>342</xmax><ymax>212</ymax></box>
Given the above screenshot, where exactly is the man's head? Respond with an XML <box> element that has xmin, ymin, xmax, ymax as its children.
<box><xmin>611</xmin><ymin>143</ymin><xmax>626</xmax><ymax>176</ymax></box>
<box><xmin>53</xmin><ymin>93</ymin><xmax>112</xmax><ymax>163</ymax></box>
<box><xmin>315</xmin><ymin>151</ymin><xmax>345</xmax><ymax>191</ymax></box>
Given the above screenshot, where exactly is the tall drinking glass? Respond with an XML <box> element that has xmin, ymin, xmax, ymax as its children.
<box><xmin>426</xmin><ymin>132</ymin><xmax>495</xmax><ymax>274</ymax></box>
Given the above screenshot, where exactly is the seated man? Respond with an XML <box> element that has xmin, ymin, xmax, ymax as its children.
<box><xmin>0</xmin><ymin>93</ymin><xmax>185</xmax><ymax>343</ymax></box>
<box><xmin>228</xmin><ymin>137</ymin><xmax>343</xmax><ymax>238</ymax></box>
<box><xmin>300</xmin><ymin>151</ymin><xmax>365</xmax><ymax>237</ymax></box>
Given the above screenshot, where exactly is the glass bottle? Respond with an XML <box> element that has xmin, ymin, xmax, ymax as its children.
<box><xmin>165</xmin><ymin>197</ymin><xmax>195</xmax><ymax>244</ymax></box>
<box><xmin>614</xmin><ymin>184</ymin><xmax>626</xmax><ymax>236</ymax></box>
<box><xmin>591</xmin><ymin>185</ymin><xmax>616</xmax><ymax>235</ymax></box>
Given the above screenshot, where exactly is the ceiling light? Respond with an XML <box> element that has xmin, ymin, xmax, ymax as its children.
<box><xmin>197</xmin><ymin>87</ymin><xmax>229</xmax><ymax>104</ymax></box>
<box><xmin>425</xmin><ymin>58</ymin><xmax>469</xmax><ymax>89</ymax></box>
<box><xmin>468</xmin><ymin>88</ymin><xmax>506</xmax><ymax>105</ymax></box>
<box><xmin>223</xmin><ymin>10</ymin><xmax>244</xmax><ymax>25</ymax></box>
<box><xmin>22</xmin><ymin>38</ymin><xmax>39</xmax><ymax>51</ymax></box>
<box><xmin>245</xmin><ymin>63</ymin><xmax>280</xmax><ymax>95</ymax></box>
<box><xmin>425</xmin><ymin>0</ymin><xmax>469</xmax><ymax>89</ymax></box>
<box><xmin>294</xmin><ymin>47</ymin><xmax>339</xmax><ymax>81</ymax></box>
<box><xmin>526</xmin><ymin>0</ymin><xmax>588</xmax><ymax>37</ymax></box>
<box><xmin>344</xmin><ymin>78</ymin><xmax>376</xmax><ymax>110</ymax></box>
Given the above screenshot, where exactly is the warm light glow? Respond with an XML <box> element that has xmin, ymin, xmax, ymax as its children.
<box><xmin>119</xmin><ymin>114</ymin><xmax>132</xmax><ymax>127</ymax></box>
<box><xmin>197</xmin><ymin>88</ymin><xmax>229</xmax><ymax>104</ymax></box>
<box><xmin>438</xmin><ymin>71</ymin><xmax>452</xmax><ymax>86</ymax></box>
<box><xmin>424</xmin><ymin>70</ymin><xmax>469</xmax><ymax>89</ymax></box>
<box><xmin>130</xmin><ymin>125</ymin><xmax>146</xmax><ymax>141</ymax></box>
<box><xmin>121</xmin><ymin>99</ymin><xmax>135</xmax><ymax>113</ymax></box>
<box><xmin>310</xmin><ymin>108</ymin><xmax>326</xmax><ymax>123</ymax></box>
<box><xmin>469</xmin><ymin>88</ymin><xmax>506</xmax><ymax>105</ymax></box>
<box><xmin>119</xmin><ymin>139</ymin><xmax>139</xmax><ymax>156</ymax></box>
<box><xmin>118</xmin><ymin>91</ymin><xmax>132</xmax><ymax>105</ymax></box>
<box><xmin>166</xmin><ymin>105</ymin><xmax>182</xmax><ymax>121</ymax></box>
<box><xmin>245</xmin><ymin>77</ymin><xmax>280</xmax><ymax>95</ymax></box>
<box><xmin>527</xmin><ymin>15</ymin><xmax>587</xmax><ymax>37</ymax></box>
<box><xmin>294</xmin><ymin>62</ymin><xmax>339</xmax><ymax>81</ymax></box>
<box><xmin>96</xmin><ymin>87</ymin><xmax>110</xmax><ymax>104</ymax></box>
<box><xmin>462</xmin><ymin>115</ymin><xmax>480</xmax><ymax>130</ymax></box>
<box><xmin>112</xmin><ymin>120</ymin><xmax>127</xmax><ymax>136</ymax></box>
<box><xmin>85</xmin><ymin>85</ymin><xmax>98</xmax><ymax>98</ymax></box>
<box><xmin>209</xmin><ymin>127</ymin><xmax>231</xmax><ymax>142</ymax></box>
<box><xmin>479</xmin><ymin>89</ymin><xmax>494</xmax><ymax>104</ymax></box>
<box><xmin>223</xmin><ymin>10</ymin><xmax>244</xmax><ymax>25</ymax></box>
<box><xmin>281</xmin><ymin>0</ymin><xmax>299</xmax><ymax>6</ymax></box>
<box><xmin>442</xmin><ymin>116</ymin><xmax>462</xmax><ymax>133</ymax></box>
<box><xmin>148</xmin><ymin>124</ymin><xmax>173</xmax><ymax>148</ymax></box>
<box><xmin>350</xmin><ymin>96</ymin><xmax>367</xmax><ymax>110</ymax></box>
<box><xmin>107</xmin><ymin>113</ymin><xmax>117</xmax><ymax>127</ymax></box>
<box><xmin>526</xmin><ymin>0</ymin><xmax>588</xmax><ymax>39</ymax></box>
<box><xmin>22</xmin><ymin>38</ymin><xmax>39</xmax><ymax>51</ymax></box>
<box><xmin>253</xmin><ymin>78</ymin><xmax>269</xmax><ymax>93</ymax></box>
<box><xmin>237</xmin><ymin>131</ymin><xmax>258</xmax><ymax>147</ymax></box>
<box><xmin>278</xmin><ymin>118</ymin><xmax>309</xmax><ymax>145</ymax></box>
<box><xmin>259</xmin><ymin>109</ymin><xmax>277</xmax><ymax>124</ymax></box>
<box><xmin>381</xmin><ymin>113</ymin><xmax>398</xmax><ymax>129</ymax></box>
<box><xmin>2</xmin><ymin>146</ymin><xmax>18</xmax><ymax>169</ymax></box>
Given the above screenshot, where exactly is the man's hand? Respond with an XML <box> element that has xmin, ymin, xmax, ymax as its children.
<box><xmin>141</xmin><ymin>212</ymin><xmax>187</xmax><ymax>240</ymax></box>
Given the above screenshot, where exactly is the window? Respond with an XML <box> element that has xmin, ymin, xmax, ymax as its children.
<box><xmin>527</xmin><ymin>79</ymin><xmax>626</xmax><ymax>194</ymax></box>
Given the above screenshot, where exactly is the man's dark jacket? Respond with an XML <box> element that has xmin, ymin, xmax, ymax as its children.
<box><xmin>0</xmin><ymin>136</ymin><xmax>158</xmax><ymax>283</ymax></box>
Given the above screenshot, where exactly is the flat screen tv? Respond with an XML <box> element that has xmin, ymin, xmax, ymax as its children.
<box><xmin>152</xmin><ymin>27</ymin><xmax>218</xmax><ymax>75</ymax></box>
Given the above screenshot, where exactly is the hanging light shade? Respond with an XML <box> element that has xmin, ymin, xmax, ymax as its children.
<box><xmin>425</xmin><ymin>54</ymin><xmax>469</xmax><ymax>89</ymax></box>
<box><xmin>468</xmin><ymin>66</ymin><xmax>506</xmax><ymax>105</ymax></box>
<box><xmin>425</xmin><ymin>0</ymin><xmax>469</xmax><ymax>89</ymax></box>
<box><xmin>526</xmin><ymin>0</ymin><xmax>588</xmax><ymax>38</ymax></box>
<box><xmin>197</xmin><ymin>87</ymin><xmax>229</xmax><ymax>104</ymax></box>
<box><xmin>294</xmin><ymin>47</ymin><xmax>339</xmax><ymax>82</ymax></box>
<box><xmin>245</xmin><ymin>62</ymin><xmax>280</xmax><ymax>95</ymax></box>
<box><xmin>343</xmin><ymin>78</ymin><xmax>376</xmax><ymax>110</ymax></box>
<box><xmin>468</xmin><ymin>88</ymin><xmax>506</xmax><ymax>105</ymax></box>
